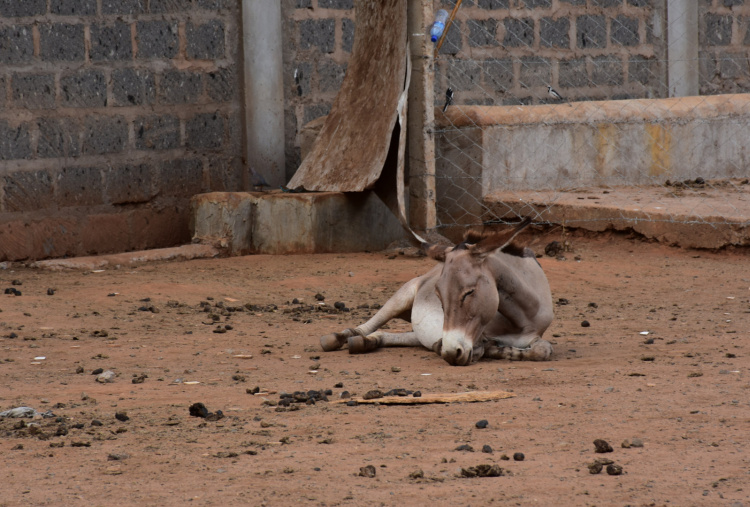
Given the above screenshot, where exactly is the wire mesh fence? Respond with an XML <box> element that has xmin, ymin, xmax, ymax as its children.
<box><xmin>429</xmin><ymin>1</ymin><xmax>750</xmax><ymax>246</ymax></box>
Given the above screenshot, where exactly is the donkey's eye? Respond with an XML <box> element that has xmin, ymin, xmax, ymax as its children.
<box><xmin>461</xmin><ymin>289</ymin><xmax>475</xmax><ymax>303</ymax></box>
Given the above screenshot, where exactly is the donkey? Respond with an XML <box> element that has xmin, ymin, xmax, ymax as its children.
<box><xmin>320</xmin><ymin>218</ymin><xmax>554</xmax><ymax>365</ymax></box>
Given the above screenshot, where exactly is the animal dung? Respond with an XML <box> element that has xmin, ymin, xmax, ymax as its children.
<box><xmin>330</xmin><ymin>390</ymin><xmax>514</xmax><ymax>405</ymax></box>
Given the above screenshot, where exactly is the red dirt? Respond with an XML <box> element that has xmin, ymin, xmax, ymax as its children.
<box><xmin>0</xmin><ymin>232</ymin><xmax>748</xmax><ymax>506</ymax></box>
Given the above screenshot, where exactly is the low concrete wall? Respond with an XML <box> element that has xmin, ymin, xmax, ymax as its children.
<box><xmin>190</xmin><ymin>191</ymin><xmax>404</xmax><ymax>255</ymax></box>
<box><xmin>435</xmin><ymin>94</ymin><xmax>750</xmax><ymax>227</ymax></box>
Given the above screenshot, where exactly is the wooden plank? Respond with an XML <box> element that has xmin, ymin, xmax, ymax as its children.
<box><xmin>330</xmin><ymin>390</ymin><xmax>515</xmax><ymax>405</ymax></box>
<box><xmin>287</xmin><ymin>0</ymin><xmax>407</xmax><ymax>192</ymax></box>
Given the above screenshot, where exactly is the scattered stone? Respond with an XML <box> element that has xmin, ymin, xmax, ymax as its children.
<box><xmin>581</xmin><ymin>320</ymin><xmax>590</xmax><ymax>328</ymax></box>
<box><xmin>594</xmin><ymin>439</ymin><xmax>613</xmax><ymax>453</ymax></box>
<box><xmin>359</xmin><ymin>465</ymin><xmax>376</xmax><ymax>478</ymax></box>
<box><xmin>47</xmin><ymin>288</ymin><xmax>55</xmax><ymax>296</ymax></box>
<box><xmin>588</xmin><ymin>462</ymin><xmax>603</xmax><ymax>474</ymax></box>
<box><xmin>513</xmin><ymin>452</ymin><xmax>525</xmax><ymax>461</ymax></box>
<box><xmin>71</xmin><ymin>441</ymin><xmax>91</xmax><ymax>447</ymax></box>
<box><xmin>91</xmin><ymin>368</ymin><xmax>104</xmax><ymax>375</ymax></box>
<box><xmin>314</xmin><ymin>293</ymin><xmax>325</xmax><ymax>301</ymax></box>
<box><xmin>606</xmin><ymin>464</ymin><xmax>623</xmax><ymax>475</ymax></box>
<box><xmin>556</xmin><ymin>298</ymin><xmax>569</xmax><ymax>305</ymax></box>
<box><xmin>189</xmin><ymin>403</ymin><xmax>209</xmax><ymax>418</ymax></box>
<box><xmin>75</xmin><ymin>366</ymin><xmax>84</xmax><ymax>374</ymax></box>
<box><xmin>391</xmin><ymin>366</ymin><xmax>401</xmax><ymax>373</ymax></box>
<box><xmin>412</xmin><ymin>391</ymin><xmax>422</xmax><ymax>398</ymax></box>
<box><xmin>455</xmin><ymin>444</ymin><xmax>474</xmax><ymax>452</ymax></box>
<box><xmin>334</xmin><ymin>382</ymin><xmax>344</xmax><ymax>388</ymax></box>
<box><xmin>132</xmin><ymin>374</ymin><xmax>147</xmax><ymax>384</ymax></box>
<box><xmin>205</xmin><ymin>410</ymin><xmax>224</xmax><ymax>422</ymax></box>
<box><xmin>408</xmin><ymin>469</ymin><xmax>424</xmax><ymax>479</ymax></box>
<box><xmin>334</xmin><ymin>301</ymin><xmax>346</xmax><ymax>310</ymax></box>
<box><xmin>91</xmin><ymin>420</ymin><xmax>103</xmax><ymax>427</ymax></box>
<box><xmin>545</xmin><ymin>241</ymin><xmax>563</xmax><ymax>257</ymax></box>
<box><xmin>475</xmin><ymin>419</ymin><xmax>488</xmax><ymax>429</ymax></box>
<box><xmin>96</xmin><ymin>370</ymin><xmax>116</xmax><ymax>383</ymax></box>
<box><xmin>214</xmin><ymin>451</ymin><xmax>239</xmax><ymax>458</ymax></box>
<box><xmin>115</xmin><ymin>411</ymin><xmax>129</xmax><ymax>422</ymax></box>
<box><xmin>340</xmin><ymin>391</ymin><xmax>351</xmax><ymax>399</ymax></box>
<box><xmin>460</xmin><ymin>464</ymin><xmax>505</xmax><ymax>478</ymax></box>
<box><xmin>481</xmin><ymin>445</ymin><xmax>493</xmax><ymax>454</ymax></box>
<box><xmin>622</xmin><ymin>438</ymin><xmax>643</xmax><ymax>448</ymax></box>
<box><xmin>362</xmin><ymin>390</ymin><xmax>383</xmax><ymax>400</ymax></box>
<box><xmin>108</xmin><ymin>453</ymin><xmax>129</xmax><ymax>461</ymax></box>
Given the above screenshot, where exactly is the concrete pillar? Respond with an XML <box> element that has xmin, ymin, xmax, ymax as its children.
<box><xmin>242</xmin><ymin>0</ymin><xmax>285</xmax><ymax>187</ymax></box>
<box><xmin>407</xmin><ymin>0</ymin><xmax>437</xmax><ymax>231</ymax></box>
<box><xmin>666</xmin><ymin>0</ymin><xmax>699</xmax><ymax>97</ymax></box>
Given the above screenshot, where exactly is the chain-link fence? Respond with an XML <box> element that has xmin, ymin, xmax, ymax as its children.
<box><xmin>430</xmin><ymin>1</ymin><xmax>750</xmax><ymax>247</ymax></box>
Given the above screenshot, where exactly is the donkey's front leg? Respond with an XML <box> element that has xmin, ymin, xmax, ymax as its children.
<box><xmin>320</xmin><ymin>275</ymin><xmax>423</xmax><ymax>353</ymax></box>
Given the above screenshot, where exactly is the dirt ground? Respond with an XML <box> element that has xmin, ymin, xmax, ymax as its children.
<box><xmin>0</xmin><ymin>231</ymin><xmax>748</xmax><ymax>506</ymax></box>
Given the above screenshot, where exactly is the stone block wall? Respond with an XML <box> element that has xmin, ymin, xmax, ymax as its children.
<box><xmin>433</xmin><ymin>0</ymin><xmax>667</xmax><ymax>105</ymax></box>
<box><xmin>699</xmin><ymin>1</ymin><xmax>750</xmax><ymax>94</ymax></box>
<box><xmin>282</xmin><ymin>0</ymin><xmax>354</xmax><ymax>179</ymax></box>
<box><xmin>0</xmin><ymin>0</ymin><xmax>242</xmax><ymax>261</ymax></box>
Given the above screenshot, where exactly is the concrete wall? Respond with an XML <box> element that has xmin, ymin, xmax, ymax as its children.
<box><xmin>0</xmin><ymin>0</ymin><xmax>243</xmax><ymax>261</ymax></box>
<box><xmin>435</xmin><ymin>95</ymin><xmax>750</xmax><ymax>226</ymax></box>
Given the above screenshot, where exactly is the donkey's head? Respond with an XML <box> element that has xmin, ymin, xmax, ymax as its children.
<box><xmin>424</xmin><ymin>219</ymin><xmax>532</xmax><ymax>366</ymax></box>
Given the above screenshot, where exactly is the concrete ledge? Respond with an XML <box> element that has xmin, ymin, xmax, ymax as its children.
<box><xmin>31</xmin><ymin>244</ymin><xmax>220</xmax><ymax>271</ymax></box>
<box><xmin>190</xmin><ymin>190</ymin><xmax>404</xmax><ymax>254</ymax></box>
<box><xmin>485</xmin><ymin>182</ymin><xmax>750</xmax><ymax>249</ymax></box>
<box><xmin>435</xmin><ymin>94</ymin><xmax>750</xmax><ymax>234</ymax></box>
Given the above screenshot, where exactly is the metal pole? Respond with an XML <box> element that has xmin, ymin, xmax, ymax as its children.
<box><xmin>242</xmin><ymin>0</ymin><xmax>286</xmax><ymax>187</ymax></box>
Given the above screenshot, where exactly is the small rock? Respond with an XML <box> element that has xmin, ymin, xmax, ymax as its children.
<box><xmin>362</xmin><ymin>390</ymin><xmax>383</xmax><ymax>400</ymax></box>
<box><xmin>189</xmin><ymin>403</ymin><xmax>209</xmax><ymax>418</ymax></box>
<box><xmin>132</xmin><ymin>374</ymin><xmax>147</xmax><ymax>384</ymax></box>
<box><xmin>115</xmin><ymin>411</ymin><xmax>129</xmax><ymax>422</ymax></box>
<box><xmin>460</xmin><ymin>464</ymin><xmax>504</xmax><ymax>478</ymax></box>
<box><xmin>108</xmin><ymin>453</ymin><xmax>129</xmax><ymax>461</ymax></box>
<box><xmin>606</xmin><ymin>464</ymin><xmax>623</xmax><ymax>476</ymax></box>
<box><xmin>475</xmin><ymin>419</ymin><xmax>488</xmax><ymax>429</ymax></box>
<box><xmin>75</xmin><ymin>366</ymin><xmax>84</xmax><ymax>374</ymax></box>
<box><xmin>545</xmin><ymin>241</ymin><xmax>563</xmax><ymax>257</ymax></box>
<box><xmin>412</xmin><ymin>391</ymin><xmax>422</xmax><ymax>398</ymax></box>
<box><xmin>513</xmin><ymin>452</ymin><xmax>525</xmax><ymax>461</ymax></box>
<box><xmin>91</xmin><ymin>420</ymin><xmax>103</xmax><ymax>427</ymax></box>
<box><xmin>594</xmin><ymin>439</ymin><xmax>613</xmax><ymax>453</ymax></box>
<box><xmin>629</xmin><ymin>438</ymin><xmax>644</xmax><ymax>448</ymax></box>
<box><xmin>314</xmin><ymin>293</ymin><xmax>325</xmax><ymax>301</ymax></box>
<box><xmin>334</xmin><ymin>301</ymin><xmax>346</xmax><ymax>310</ymax></box>
<box><xmin>96</xmin><ymin>370</ymin><xmax>116</xmax><ymax>383</ymax></box>
<box><xmin>91</xmin><ymin>368</ymin><xmax>104</xmax><ymax>375</ymax></box>
<box><xmin>588</xmin><ymin>462</ymin><xmax>603</xmax><ymax>474</ymax></box>
<box><xmin>481</xmin><ymin>445</ymin><xmax>493</xmax><ymax>454</ymax></box>
<box><xmin>359</xmin><ymin>465</ymin><xmax>376</xmax><ymax>478</ymax></box>
<box><xmin>581</xmin><ymin>320</ymin><xmax>590</xmax><ymax>328</ymax></box>
<box><xmin>455</xmin><ymin>444</ymin><xmax>474</xmax><ymax>452</ymax></box>
<box><xmin>408</xmin><ymin>469</ymin><xmax>424</xmax><ymax>479</ymax></box>
<box><xmin>46</xmin><ymin>288</ymin><xmax>55</xmax><ymax>296</ymax></box>
<box><xmin>391</xmin><ymin>366</ymin><xmax>401</xmax><ymax>373</ymax></box>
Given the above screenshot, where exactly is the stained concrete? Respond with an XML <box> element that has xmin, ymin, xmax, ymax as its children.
<box><xmin>485</xmin><ymin>182</ymin><xmax>750</xmax><ymax>249</ymax></box>
<box><xmin>190</xmin><ymin>190</ymin><xmax>404</xmax><ymax>255</ymax></box>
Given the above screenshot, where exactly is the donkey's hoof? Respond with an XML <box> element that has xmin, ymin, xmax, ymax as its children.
<box><xmin>348</xmin><ymin>335</ymin><xmax>379</xmax><ymax>354</ymax></box>
<box><xmin>320</xmin><ymin>334</ymin><xmax>345</xmax><ymax>352</ymax></box>
<box><xmin>347</xmin><ymin>335</ymin><xmax>367</xmax><ymax>354</ymax></box>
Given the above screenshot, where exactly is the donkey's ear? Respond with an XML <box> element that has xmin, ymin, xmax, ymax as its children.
<box><xmin>423</xmin><ymin>243</ymin><xmax>450</xmax><ymax>262</ymax></box>
<box><xmin>473</xmin><ymin>217</ymin><xmax>532</xmax><ymax>255</ymax></box>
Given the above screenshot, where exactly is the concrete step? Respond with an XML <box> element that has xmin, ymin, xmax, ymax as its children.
<box><xmin>190</xmin><ymin>190</ymin><xmax>404</xmax><ymax>255</ymax></box>
<box><xmin>484</xmin><ymin>181</ymin><xmax>750</xmax><ymax>249</ymax></box>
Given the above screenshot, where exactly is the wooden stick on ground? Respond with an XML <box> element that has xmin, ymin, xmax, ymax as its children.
<box><xmin>330</xmin><ymin>390</ymin><xmax>514</xmax><ymax>405</ymax></box>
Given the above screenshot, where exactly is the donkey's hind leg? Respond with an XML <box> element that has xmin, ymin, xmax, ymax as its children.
<box><xmin>348</xmin><ymin>331</ymin><xmax>421</xmax><ymax>354</ymax></box>
<box><xmin>484</xmin><ymin>337</ymin><xmax>553</xmax><ymax>361</ymax></box>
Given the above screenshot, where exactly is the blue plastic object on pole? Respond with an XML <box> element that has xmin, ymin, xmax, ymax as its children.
<box><xmin>430</xmin><ymin>9</ymin><xmax>449</xmax><ymax>43</ymax></box>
